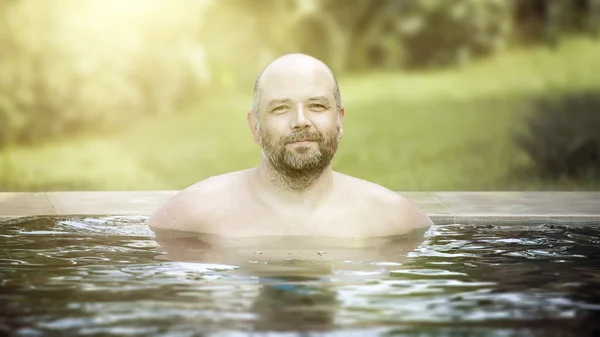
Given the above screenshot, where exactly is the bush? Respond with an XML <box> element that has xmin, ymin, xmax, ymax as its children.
<box><xmin>512</xmin><ymin>0</ymin><xmax>600</xmax><ymax>46</ymax></box>
<box><xmin>194</xmin><ymin>0</ymin><xmax>599</xmax><ymax>73</ymax></box>
<box><xmin>515</xmin><ymin>91</ymin><xmax>600</xmax><ymax>179</ymax></box>
<box><xmin>396</xmin><ymin>0</ymin><xmax>513</xmax><ymax>69</ymax></box>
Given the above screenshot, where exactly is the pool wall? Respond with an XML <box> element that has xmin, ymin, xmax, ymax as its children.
<box><xmin>1</xmin><ymin>191</ymin><xmax>599</xmax><ymax>224</ymax></box>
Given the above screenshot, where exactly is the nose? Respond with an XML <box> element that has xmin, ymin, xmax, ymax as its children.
<box><xmin>290</xmin><ymin>104</ymin><xmax>311</xmax><ymax>129</ymax></box>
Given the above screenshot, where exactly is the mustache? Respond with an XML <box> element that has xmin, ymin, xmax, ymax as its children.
<box><xmin>283</xmin><ymin>131</ymin><xmax>323</xmax><ymax>144</ymax></box>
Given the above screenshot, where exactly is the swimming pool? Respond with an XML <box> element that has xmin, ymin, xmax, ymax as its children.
<box><xmin>1</xmin><ymin>216</ymin><xmax>599</xmax><ymax>336</ymax></box>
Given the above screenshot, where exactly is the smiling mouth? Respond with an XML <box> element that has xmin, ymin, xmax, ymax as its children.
<box><xmin>289</xmin><ymin>140</ymin><xmax>315</xmax><ymax>144</ymax></box>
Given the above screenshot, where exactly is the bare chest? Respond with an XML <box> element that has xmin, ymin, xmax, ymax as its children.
<box><xmin>212</xmin><ymin>198</ymin><xmax>376</xmax><ymax>237</ymax></box>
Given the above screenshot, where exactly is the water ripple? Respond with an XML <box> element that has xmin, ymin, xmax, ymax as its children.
<box><xmin>1</xmin><ymin>217</ymin><xmax>600</xmax><ymax>335</ymax></box>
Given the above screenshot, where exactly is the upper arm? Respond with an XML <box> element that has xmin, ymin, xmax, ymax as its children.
<box><xmin>396</xmin><ymin>193</ymin><xmax>433</xmax><ymax>228</ymax></box>
<box><xmin>379</xmin><ymin>191</ymin><xmax>433</xmax><ymax>235</ymax></box>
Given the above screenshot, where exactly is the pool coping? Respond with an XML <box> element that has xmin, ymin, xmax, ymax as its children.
<box><xmin>0</xmin><ymin>191</ymin><xmax>599</xmax><ymax>224</ymax></box>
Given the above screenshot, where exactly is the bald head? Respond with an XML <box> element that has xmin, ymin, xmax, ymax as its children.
<box><xmin>251</xmin><ymin>54</ymin><xmax>343</xmax><ymax>117</ymax></box>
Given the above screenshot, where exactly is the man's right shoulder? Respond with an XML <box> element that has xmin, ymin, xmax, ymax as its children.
<box><xmin>147</xmin><ymin>169</ymin><xmax>251</xmax><ymax>232</ymax></box>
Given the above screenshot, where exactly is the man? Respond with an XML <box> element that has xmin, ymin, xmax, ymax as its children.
<box><xmin>148</xmin><ymin>53</ymin><xmax>432</xmax><ymax>239</ymax></box>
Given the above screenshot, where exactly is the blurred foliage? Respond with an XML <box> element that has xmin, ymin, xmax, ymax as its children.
<box><xmin>513</xmin><ymin>0</ymin><xmax>600</xmax><ymax>45</ymax></box>
<box><xmin>0</xmin><ymin>0</ymin><xmax>210</xmax><ymax>147</ymax></box>
<box><xmin>0</xmin><ymin>0</ymin><xmax>599</xmax><ymax>152</ymax></box>
<box><xmin>516</xmin><ymin>92</ymin><xmax>600</xmax><ymax>180</ymax></box>
<box><xmin>394</xmin><ymin>0</ymin><xmax>513</xmax><ymax>68</ymax></box>
<box><xmin>198</xmin><ymin>0</ymin><xmax>600</xmax><ymax>71</ymax></box>
<box><xmin>196</xmin><ymin>0</ymin><xmax>514</xmax><ymax>71</ymax></box>
<box><xmin>2</xmin><ymin>37</ymin><xmax>600</xmax><ymax>192</ymax></box>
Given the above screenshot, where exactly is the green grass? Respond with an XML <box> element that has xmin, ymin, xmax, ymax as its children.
<box><xmin>2</xmin><ymin>37</ymin><xmax>600</xmax><ymax>192</ymax></box>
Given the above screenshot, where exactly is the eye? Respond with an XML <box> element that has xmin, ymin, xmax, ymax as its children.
<box><xmin>271</xmin><ymin>105</ymin><xmax>289</xmax><ymax>113</ymax></box>
<box><xmin>309</xmin><ymin>104</ymin><xmax>327</xmax><ymax>111</ymax></box>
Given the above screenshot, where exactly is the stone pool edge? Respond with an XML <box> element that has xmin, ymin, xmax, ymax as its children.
<box><xmin>1</xmin><ymin>191</ymin><xmax>599</xmax><ymax>224</ymax></box>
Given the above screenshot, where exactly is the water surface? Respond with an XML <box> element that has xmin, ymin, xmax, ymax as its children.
<box><xmin>1</xmin><ymin>216</ymin><xmax>600</xmax><ymax>336</ymax></box>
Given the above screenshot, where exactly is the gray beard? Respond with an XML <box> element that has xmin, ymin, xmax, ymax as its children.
<box><xmin>259</xmin><ymin>128</ymin><xmax>339</xmax><ymax>191</ymax></box>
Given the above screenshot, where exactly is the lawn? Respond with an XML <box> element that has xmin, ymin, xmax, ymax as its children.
<box><xmin>1</xmin><ymin>37</ymin><xmax>600</xmax><ymax>192</ymax></box>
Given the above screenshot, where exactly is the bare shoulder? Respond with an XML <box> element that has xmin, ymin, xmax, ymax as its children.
<box><xmin>334</xmin><ymin>172</ymin><xmax>433</xmax><ymax>236</ymax></box>
<box><xmin>147</xmin><ymin>169</ymin><xmax>252</xmax><ymax>231</ymax></box>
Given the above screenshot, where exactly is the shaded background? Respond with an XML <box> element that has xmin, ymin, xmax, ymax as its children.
<box><xmin>0</xmin><ymin>0</ymin><xmax>599</xmax><ymax>192</ymax></box>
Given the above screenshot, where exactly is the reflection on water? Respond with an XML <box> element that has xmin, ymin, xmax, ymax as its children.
<box><xmin>1</xmin><ymin>216</ymin><xmax>600</xmax><ymax>336</ymax></box>
<box><xmin>252</xmin><ymin>276</ymin><xmax>339</xmax><ymax>332</ymax></box>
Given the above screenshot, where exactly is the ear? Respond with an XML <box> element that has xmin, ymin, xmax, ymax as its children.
<box><xmin>247</xmin><ymin>110</ymin><xmax>260</xmax><ymax>144</ymax></box>
<box><xmin>338</xmin><ymin>107</ymin><xmax>345</xmax><ymax>139</ymax></box>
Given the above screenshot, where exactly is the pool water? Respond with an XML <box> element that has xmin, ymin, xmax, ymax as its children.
<box><xmin>1</xmin><ymin>216</ymin><xmax>600</xmax><ymax>336</ymax></box>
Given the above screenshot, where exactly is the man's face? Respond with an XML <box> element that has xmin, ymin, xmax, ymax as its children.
<box><xmin>255</xmin><ymin>67</ymin><xmax>343</xmax><ymax>177</ymax></box>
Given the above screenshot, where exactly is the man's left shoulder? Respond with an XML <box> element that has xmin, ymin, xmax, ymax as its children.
<box><xmin>370</xmin><ymin>186</ymin><xmax>433</xmax><ymax>235</ymax></box>
<box><xmin>337</xmin><ymin>173</ymin><xmax>406</xmax><ymax>204</ymax></box>
<box><xmin>339</xmin><ymin>174</ymin><xmax>433</xmax><ymax>236</ymax></box>
<box><xmin>358</xmin><ymin>180</ymin><xmax>412</xmax><ymax>211</ymax></box>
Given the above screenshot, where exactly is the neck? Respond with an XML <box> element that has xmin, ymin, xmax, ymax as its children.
<box><xmin>254</xmin><ymin>158</ymin><xmax>334</xmax><ymax>204</ymax></box>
